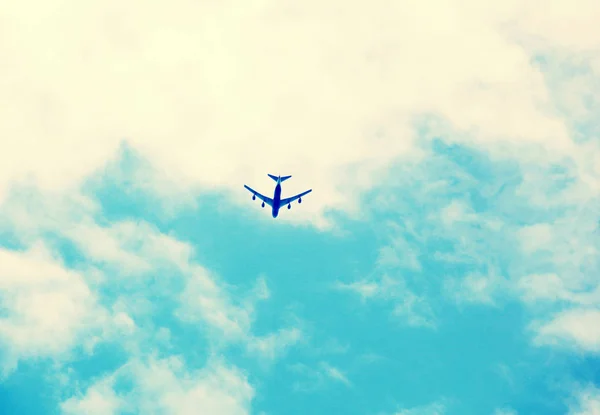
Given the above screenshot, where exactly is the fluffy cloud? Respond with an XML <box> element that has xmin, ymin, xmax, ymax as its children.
<box><xmin>518</xmin><ymin>274</ymin><xmax>600</xmax><ymax>306</ymax></box>
<box><xmin>61</xmin><ymin>356</ymin><xmax>253</xmax><ymax>415</ymax></box>
<box><xmin>568</xmin><ymin>386</ymin><xmax>600</xmax><ymax>415</ymax></box>
<box><xmin>0</xmin><ymin>185</ymin><xmax>294</xmax><ymax>410</ymax></box>
<box><xmin>0</xmin><ymin>185</ymin><xmax>301</xmax><ymax>375</ymax></box>
<box><xmin>177</xmin><ymin>266</ymin><xmax>302</xmax><ymax>359</ymax></box>
<box><xmin>2</xmin><ymin>0</ymin><xmax>595</xmax><ymax>227</ymax></box>
<box><xmin>515</xmin><ymin>211</ymin><xmax>599</xmax><ymax>352</ymax></box>
<box><xmin>347</xmin><ymin>127</ymin><xmax>598</xmax><ymax>355</ymax></box>
<box><xmin>532</xmin><ymin>308</ymin><xmax>600</xmax><ymax>353</ymax></box>
<box><xmin>61</xmin><ymin>376</ymin><xmax>124</xmax><ymax>415</ymax></box>
<box><xmin>0</xmin><ymin>243</ymin><xmax>116</xmax><ymax>374</ymax></box>
<box><xmin>2</xmin><ymin>0</ymin><xmax>600</xmax><ymax>413</ymax></box>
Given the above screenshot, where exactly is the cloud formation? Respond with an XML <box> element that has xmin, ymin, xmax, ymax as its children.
<box><xmin>0</xmin><ymin>243</ymin><xmax>112</xmax><ymax>374</ymax></box>
<box><xmin>2</xmin><ymin>0</ymin><xmax>596</xmax><ymax>226</ymax></box>
<box><xmin>1</xmin><ymin>0</ymin><xmax>600</xmax><ymax>413</ymax></box>
<box><xmin>61</xmin><ymin>356</ymin><xmax>253</xmax><ymax>415</ymax></box>
<box><xmin>568</xmin><ymin>386</ymin><xmax>600</xmax><ymax>415</ymax></box>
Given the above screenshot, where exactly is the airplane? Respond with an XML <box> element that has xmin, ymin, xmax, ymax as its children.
<box><xmin>244</xmin><ymin>174</ymin><xmax>312</xmax><ymax>218</ymax></box>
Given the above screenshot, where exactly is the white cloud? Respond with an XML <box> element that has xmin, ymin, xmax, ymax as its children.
<box><xmin>132</xmin><ymin>357</ymin><xmax>253</xmax><ymax>415</ymax></box>
<box><xmin>517</xmin><ymin>273</ymin><xmax>571</xmax><ymax>303</ymax></box>
<box><xmin>505</xmin><ymin>0</ymin><xmax>600</xmax><ymax>52</ymax></box>
<box><xmin>376</xmin><ymin>236</ymin><xmax>422</xmax><ymax>272</ymax></box>
<box><xmin>11</xmin><ymin>192</ymin><xmax>285</xmax><ymax>410</ymax></box>
<box><xmin>518</xmin><ymin>274</ymin><xmax>600</xmax><ymax>306</ymax></box>
<box><xmin>568</xmin><ymin>386</ymin><xmax>600</xmax><ymax>415</ymax></box>
<box><xmin>494</xmin><ymin>363</ymin><xmax>516</xmax><ymax>390</ymax></box>
<box><xmin>335</xmin><ymin>280</ymin><xmax>380</xmax><ymax>301</ymax></box>
<box><xmin>533</xmin><ymin>308</ymin><xmax>600</xmax><ymax>353</ymax></box>
<box><xmin>85</xmin><ymin>222</ymin><xmax>303</xmax><ymax>360</ymax></box>
<box><xmin>288</xmin><ymin>361</ymin><xmax>351</xmax><ymax>392</ymax></box>
<box><xmin>359</xmin><ymin>114</ymin><xmax>597</xmax><ymax>343</ymax></box>
<box><xmin>0</xmin><ymin>187</ymin><xmax>100</xmax><ymax>244</ymax></box>
<box><xmin>177</xmin><ymin>267</ymin><xmax>302</xmax><ymax>360</ymax></box>
<box><xmin>517</xmin><ymin>224</ymin><xmax>554</xmax><ymax>254</ymax></box>
<box><xmin>177</xmin><ymin>267</ymin><xmax>249</xmax><ymax>339</ymax></box>
<box><xmin>65</xmin><ymin>222</ymin><xmax>153</xmax><ymax>276</ymax></box>
<box><xmin>1</xmin><ymin>0</ymin><xmax>599</xmax><ymax>411</ymax></box>
<box><xmin>394</xmin><ymin>401</ymin><xmax>447</xmax><ymax>415</ymax></box>
<box><xmin>0</xmin><ymin>187</ymin><xmax>193</xmax><ymax>277</ymax></box>
<box><xmin>515</xmin><ymin>216</ymin><xmax>599</xmax><ymax>278</ymax></box>
<box><xmin>66</xmin><ymin>220</ymin><xmax>194</xmax><ymax>276</ymax></box>
<box><xmin>61</xmin><ymin>376</ymin><xmax>124</xmax><ymax>415</ymax></box>
<box><xmin>514</xmin><ymin>211</ymin><xmax>600</xmax><ymax>352</ymax></box>
<box><xmin>61</xmin><ymin>356</ymin><xmax>254</xmax><ymax>415</ymax></box>
<box><xmin>251</xmin><ymin>276</ymin><xmax>271</xmax><ymax>301</ymax></box>
<box><xmin>440</xmin><ymin>200</ymin><xmax>479</xmax><ymax>226</ymax></box>
<box><xmin>2</xmin><ymin>0</ymin><xmax>593</xmax><ymax>227</ymax></box>
<box><xmin>246</xmin><ymin>328</ymin><xmax>303</xmax><ymax>362</ymax></box>
<box><xmin>336</xmin><ymin>275</ymin><xmax>436</xmax><ymax>329</ymax></box>
<box><xmin>391</xmin><ymin>290</ymin><xmax>437</xmax><ymax>330</ymax></box>
<box><xmin>320</xmin><ymin>362</ymin><xmax>351</xmax><ymax>387</ymax></box>
<box><xmin>444</xmin><ymin>270</ymin><xmax>507</xmax><ymax>306</ymax></box>
<box><xmin>0</xmin><ymin>243</ymin><xmax>124</xmax><ymax>374</ymax></box>
<box><xmin>0</xmin><ymin>186</ymin><xmax>301</xmax><ymax>368</ymax></box>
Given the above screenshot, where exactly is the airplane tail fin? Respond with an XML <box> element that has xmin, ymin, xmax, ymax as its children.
<box><xmin>268</xmin><ymin>174</ymin><xmax>292</xmax><ymax>182</ymax></box>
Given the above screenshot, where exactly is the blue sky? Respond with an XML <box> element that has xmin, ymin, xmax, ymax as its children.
<box><xmin>1</xmin><ymin>136</ymin><xmax>598</xmax><ymax>415</ymax></box>
<box><xmin>1</xmin><ymin>1</ymin><xmax>600</xmax><ymax>414</ymax></box>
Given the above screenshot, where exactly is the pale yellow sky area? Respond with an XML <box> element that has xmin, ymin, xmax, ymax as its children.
<box><xmin>1</xmin><ymin>0</ymin><xmax>599</xmax><ymax>224</ymax></box>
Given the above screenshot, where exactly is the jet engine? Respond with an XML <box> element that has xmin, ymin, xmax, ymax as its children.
<box><xmin>261</xmin><ymin>202</ymin><xmax>265</xmax><ymax>208</ymax></box>
<box><xmin>298</xmin><ymin>198</ymin><xmax>302</xmax><ymax>203</ymax></box>
<box><xmin>252</xmin><ymin>194</ymin><xmax>256</xmax><ymax>200</ymax></box>
<box><xmin>288</xmin><ymin>204</ymin><xmax>291</xmax><ymax>209</ymax></box>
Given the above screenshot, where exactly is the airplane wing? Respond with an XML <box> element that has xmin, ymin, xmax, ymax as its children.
<box><xmin>244</xmin><ymin>185</ymin><xmax>274</xmax><ymax>207</ymax></box>
<box><xmin>280</xmin><ymin>189</ymin><xmax>312</xmax><ymax>206</ymax></box>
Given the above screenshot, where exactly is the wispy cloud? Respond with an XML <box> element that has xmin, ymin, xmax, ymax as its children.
<box><xmin>444</xmin><ymin>270</ymin><xmax>507</xmax><ymax>306</ymax></box>
<box><xmin>376</xmin><ymin>235</ymin><xmax>422</xmax><ymax>272</ymax></box>
<box><xmin>364</xmin><ymin>131</ymin><xmax>598</xmax><ymax>353</ymax></box>
<box><xmin>336</xmin><ymin>274</ymin><xmax>436</xmax><ymax>329</ymax></box>
<box><xmin>246</xmin><ymin>328</ymin><xmax>303</xmax><ymax>362</ymax></box>
<box><xmin>320</xmin><ymin>362</ymin><xmax>352</xmax><ymax>387</ymax></box>
<box><xmin>289</xmin><ymin>361</ymin><xmax>351</xmax><ymax>392</ymax></box>
<box><xmin>393</xmin><ymin>400</ymin><xmax>447</xmax><ymax>415</ymax></box>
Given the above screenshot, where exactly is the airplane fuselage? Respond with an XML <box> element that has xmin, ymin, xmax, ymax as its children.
<box><xmin>272</xmin><ymin>183</ymin><xmax>282</xmax><ymax>218</ymax></box>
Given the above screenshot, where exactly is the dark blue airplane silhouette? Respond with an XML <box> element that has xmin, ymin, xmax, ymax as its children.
<box><xmin>244</xmin><ymin>174</ymin><xmax>312</xmax><ymax>218</ymax></box>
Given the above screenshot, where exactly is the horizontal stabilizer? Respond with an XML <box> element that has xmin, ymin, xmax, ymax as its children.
<box><xmin>268</xmin><ymin>174</ymin><xmax>292</xmax><ymax>182</ymax></box>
